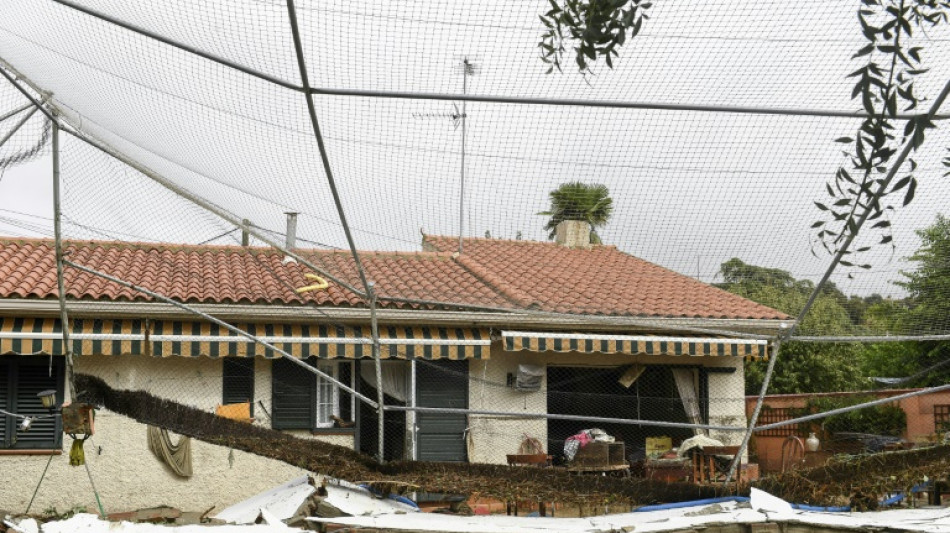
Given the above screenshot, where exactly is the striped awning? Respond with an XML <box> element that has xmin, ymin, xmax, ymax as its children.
<box><xmin>502</xmin><ymin>330</ymin><xmax>769</xmax><ymax>360</ymax></box>
<box><xmin>0</xmin><ymin>317</ymin><xmax>490</xmax><ymax>360</ymax></box>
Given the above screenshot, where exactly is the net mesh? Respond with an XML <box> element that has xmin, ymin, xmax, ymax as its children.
<box><xmin>1</xmin><ymin>0</ymin><xmax>950</xmax><ymax>505</ymax></box>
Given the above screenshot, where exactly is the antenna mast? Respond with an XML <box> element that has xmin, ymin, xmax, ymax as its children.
<box><xmin>458</xmin><ymin>58</ymin><xmax>475</xmax><ymax>254</ymax></box>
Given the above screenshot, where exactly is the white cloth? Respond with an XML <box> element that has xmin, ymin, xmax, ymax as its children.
<box><xmin>361</xmin><ymin>362</ymin><xmax>409</xmax><ymax>403</ymax></box>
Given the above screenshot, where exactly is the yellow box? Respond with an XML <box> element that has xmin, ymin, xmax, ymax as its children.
<box><xmin>646</xmin><ymin>436</ymin><xmax>672</xmax><ymax>458</ymax></box>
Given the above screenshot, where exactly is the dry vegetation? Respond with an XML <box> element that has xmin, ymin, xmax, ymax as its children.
<box><xmin>77</xmin><ymin>374</ymin><xmax>950</xmax><ymax>510</ymax></box>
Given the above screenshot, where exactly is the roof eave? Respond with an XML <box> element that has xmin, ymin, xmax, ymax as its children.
<box><xmin>0</xmin><ymin>298</ymin><xmax>788</xmax><ymax>338</ymax></box>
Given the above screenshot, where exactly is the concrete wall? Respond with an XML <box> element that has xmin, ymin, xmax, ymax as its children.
<box><xmin>745</xmin><ymin>389</ymin><xmax>950</xmax><ymax>473</ymax></box>
<box><xmin>467</xmin><ymin>347</ymin><xmax>747</xmax><ymax>465</ymax></box>
<box><xmin>0</xmin><ymin>408</ymin><xmax>309</xmax><ymax>514</ymax></box>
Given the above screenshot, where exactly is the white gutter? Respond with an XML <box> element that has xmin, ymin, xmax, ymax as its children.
<box><xmin>0</xmin><ymin>299</ymin><xmax>788</xmax><ymax>337</ymax></box>
<box><xmin>501</xmin><ymin>330</ymin><xmax>770</xmax><ymax>345</ymax></box>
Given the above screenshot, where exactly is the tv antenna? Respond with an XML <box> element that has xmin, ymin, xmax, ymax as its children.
<box><xmin>413</xmin><ymin>57</ymin><xmax>478</xmax><ymax>254</ymax></box>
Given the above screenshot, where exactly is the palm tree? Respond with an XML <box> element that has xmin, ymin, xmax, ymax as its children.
<box><xmin>538</xmin><ymin>182</ymin><xmax>613</xmax><ymax>244</ymax></box>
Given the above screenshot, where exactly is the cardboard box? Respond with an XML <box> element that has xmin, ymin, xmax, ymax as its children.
<box><xmin>645</xmin><ymin>436</ymin><xmax>672</xmax><ymax>458</ymax></box>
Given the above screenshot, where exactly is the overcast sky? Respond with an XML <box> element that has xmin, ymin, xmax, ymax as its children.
<box><xmin>2</xmin><ymin>0</ymin><xmax>950</xmax><ymax>299</ymax></box>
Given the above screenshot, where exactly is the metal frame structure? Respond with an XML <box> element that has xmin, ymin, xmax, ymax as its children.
<box><xmin>1</xmin><ymin>0</ymin><xmax>949</xmax><ymax>480</ymax></box>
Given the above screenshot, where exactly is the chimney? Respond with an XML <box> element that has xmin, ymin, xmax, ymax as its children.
<box><xmin>282</xmin><ymin>212</ymin><xmax>298</xmax><ymax>264</ymax></box>
<box><xmin>555</xmin><ymin>220</ymin><xmax>592</xmax><ymax>249</ymax></box>
<box><xmin>284</xmin><ymin>212</ymin><xmax>298</xmax><ymax>249</ymax></box>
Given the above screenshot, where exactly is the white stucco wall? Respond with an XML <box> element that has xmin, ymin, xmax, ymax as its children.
<box><xmin>77</xmin><ymin>354</ymin><xmax>223</xmax><ymax>412</ymax></box>
<box><xmin>705</xmin><ymin>357</ymin><xmax>746</xmax><ymax>446</ymax></box>
<box><xmin>466</xmin><ymin>347</ymin><xmax>748</xmax><ymax>465</ymax></box>
<box><xmin>467</xmin><ymin>346</ymin><xmax>547</xmax><ymax>465</ymax></box>
<box><xmin>73</xmin><ymin>354</ymin><xmax>357</xmax><ymax>451</ymax></box>
<box><xmin>0</xmin><ymin>408</ymin><xmax>309</xmax><ymax>513</ymax></box>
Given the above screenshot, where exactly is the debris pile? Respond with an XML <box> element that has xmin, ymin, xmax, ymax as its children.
<box><xmin>755</xmin><ymin>444</ymin><xmax>950</xmax><ymax>510</ymax></box>
<box><xmin>76</xmin><ymin>375</ymin><xmax>950</xmax><ymax>512</ymax></box>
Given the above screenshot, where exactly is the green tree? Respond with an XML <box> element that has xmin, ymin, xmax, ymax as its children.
<box><xmin>890</xmin><ymin>214</ymin><xmax>950</xmax><ymax>385</ymax></box>
<box><xmin>717</xmin><ymin>259</ymin><xmax>865</xmax><ymax>394</ymax></box>
<box><xmin>538</xmin><ymin>181</ymin><xmax>614</xmax><ymax>243</ymax></box>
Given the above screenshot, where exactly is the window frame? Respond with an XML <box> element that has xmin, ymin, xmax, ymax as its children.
<box><xmin>271</xmin><ymin>358</ymin><xmax>353</xmax><ymax>432</ymax></box>
<box><xmin>314</xmin><ymin>362</ymin><xmax>339</xmax><ymax>429</ymax></box>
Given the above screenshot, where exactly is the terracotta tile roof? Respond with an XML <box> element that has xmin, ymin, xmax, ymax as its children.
<box><xmin>0</xmin><ymin>237</ymin><xmax>786</xmax><ymax>320</ymax></box>
<box><xmin>0</xmin><ymin>238</ymin><xmax>508</xmax><ymax>309</ymax></box>
<box><xmin>424</xmin><ymin>236</ymin><xmax>788</xmax><ymax>320</ymax></box>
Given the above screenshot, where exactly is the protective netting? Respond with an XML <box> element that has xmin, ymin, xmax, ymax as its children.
<box><xmin>2</xmin><ymin>0</ymin><xmax>950</xmax><ymax>504</ymax></box>
<box><xmin>0</xmin><ymin>1</ymin><xmax>948</xmax><ymax>322</ymax></box>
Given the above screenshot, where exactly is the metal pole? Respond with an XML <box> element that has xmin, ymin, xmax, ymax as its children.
<box><xmin>0</xmin><ymin>102</ymin><xmax>32</xmax><ymax>124</ymax></box>
<box><xmin>458</xmin><ymin>59</ymin><xmax>468</xmax><ymax>254</ymax></box>
<box><xmin>409</xmin><ymin>358</ymin><xmax>417</xmax><ymax>460</ymax></box>
<box><xmin>369</xmin><ymin>283</ymin><xmax>385</xmax><ymax>463</ymax></box>
<box><xmin>24</xmin><ymin>454</ymin><xmax>54</xmax><ymax>514</ymax></box>
<box><xmin>724</xmin><ymin>76</ymin><xmax>950</xmax><ymax>485</ymax></box>
<box><xmin>382</xmin><ymin>405</ymin><xmax>741</xmax><ymax>432</ymax></box>
<box><xmin>789</xmin><ymin>77</ymin><xmax>950</xmax><ymax>340</ymax></box>
<box><xmin>284</xmin><ymin>0</ymin><xmax>373</xmax><ymax>295</ymax></box>
<box><xmin>63</xmin><ymin>260</ymin><xmax>377</xmax><ymax>408</ymax></box>
<box><xmin>49</xmin><ymin>0</ymin><xmax>301</xmax><ymax>92</ymax></box>
<box><xmin>790</xmin><ymin>333</ymin><xmax>950</xmax><ymax>343</ymax></box>
<box><xmin>754</xmin><ymin>382</ymin><xmax>950</xmax><ymax>432</ymax></box>
<box><xmin>51</xmin><ymin>119</ymin><xmax>76</xmax><ymax>401</ymax></box>
<box><xmin>0</xmin><ymin>104</ymin><xmax>40</xmax><ymax>151</ymax></box>
<box><xmin>308</xmin><ymin>87</ymin><xmax>950</xmax><ymax>121</ymax></box>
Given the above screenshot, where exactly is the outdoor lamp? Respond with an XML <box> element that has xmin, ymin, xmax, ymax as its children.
<box><xmin>37</xmin><ymin>389</ymin><xmax>57</xmax><ymax>410</ymax></box>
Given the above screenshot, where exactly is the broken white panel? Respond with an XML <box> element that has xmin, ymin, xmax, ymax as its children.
<box><xmin>322</xmin><ymin>480</ymin><xmax>419</xmax><ymax>516</ymax></box>
<box><xmin>214</xmin><ymin>475</ymin><xmax>316</xmax><ymax>525</ymax></box>
<box><xmin>41</xmin><ymin>513</ymin><xmax>301</xmax><ymax>533</ymax></box>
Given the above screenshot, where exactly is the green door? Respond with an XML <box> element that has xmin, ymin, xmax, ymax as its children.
<box><xmin>416</xmin><ymin>360</ymin><xmax>468</xmax><ymax>462</ymax></box>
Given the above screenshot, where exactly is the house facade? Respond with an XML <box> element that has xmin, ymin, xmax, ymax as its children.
<box><xmin>0</xmin><ymin>229</ymin><xmax>787</xmax><ymax>511</ymax></box>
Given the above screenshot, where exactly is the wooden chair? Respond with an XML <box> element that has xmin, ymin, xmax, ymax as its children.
<box><xmin>691</xmin><ymin>445</ymin><xmax>741</xmax><ymax>485</ymax></box>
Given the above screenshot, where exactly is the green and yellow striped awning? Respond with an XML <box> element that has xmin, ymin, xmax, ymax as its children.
<box><xmin>0</xmin><ymin>317</ymin><xmax>490</xmax><ymax>360</ymax></box>
<box><xmin>502</xmin><ymin>330</ymin><xmax>769</xmax><ymax>360</ymax></box>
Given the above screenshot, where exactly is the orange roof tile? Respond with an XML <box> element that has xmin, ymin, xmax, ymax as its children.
<box><xmin>0</xmin><ymin>237</ymin><xmax>786</xmax><ymax>320</ymax></box>
<box><xmin>425</xmin><ymin>236</ymin><xmax>788</xmax><ymax>320</ymax></box>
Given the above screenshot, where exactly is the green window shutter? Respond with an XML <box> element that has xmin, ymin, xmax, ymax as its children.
<box><xmin>338</xmin><ymin>361</ymin><xmax>352</xmax><ymax>423</ymax></box>
<box><xmin>0</xmin><ymin>362</ymin><xmax>9</xmax><ymax>447</ymax></box>
<box><xmin>222</xmin><ymin>358</ymin><xmax>255</xmax><ymax>416</ymax></box>
<box><xmin>5</xmin><ymin>358</ymin><xmax>63</xmax><ymax>450</ymax></box>
<box><xmin>271</xmin><ymin>358</ymin><xmax>315</xmax><ymax>430</ymax></box>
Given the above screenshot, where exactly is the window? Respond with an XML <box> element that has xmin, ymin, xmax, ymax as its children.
<box><xmin>272</xmin><ymin>358</ymin><xmax>353</xmax><ymax>431</ymax></box>
<box><xmin>315</xmin><ymin>362</ymin><xmax>338</xmax><ymax>429</ymax></box>
<box><xmin>935</xmin><ymin>404</ymin><xmax>950</xmax><ymax>433</ymax></box>
<box><xmin>222</xmin><ymin>358</ymin><xmax>254</xmax><ymax>416</ymax></box>
<box><xmin>0</xmin><ymin>356</ymin><xmax>64</xmax><ymax>450</ymax></box>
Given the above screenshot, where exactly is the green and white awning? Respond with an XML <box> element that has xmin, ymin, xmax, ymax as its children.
<box><xmin>0</xmin><ymin>317</ymin><xmax>490</xmax><ymax>360</ymax></box>
<box><xmin>502</xmin><ymin>330</ymin><xmax>769</xmax><ymax>359</ymax></box>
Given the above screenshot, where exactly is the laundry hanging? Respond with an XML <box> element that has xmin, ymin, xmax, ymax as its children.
<box><xmin>147</xmin><ymin>425</ymin><xmax>193</xmax><ymax>478</ymax></box>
